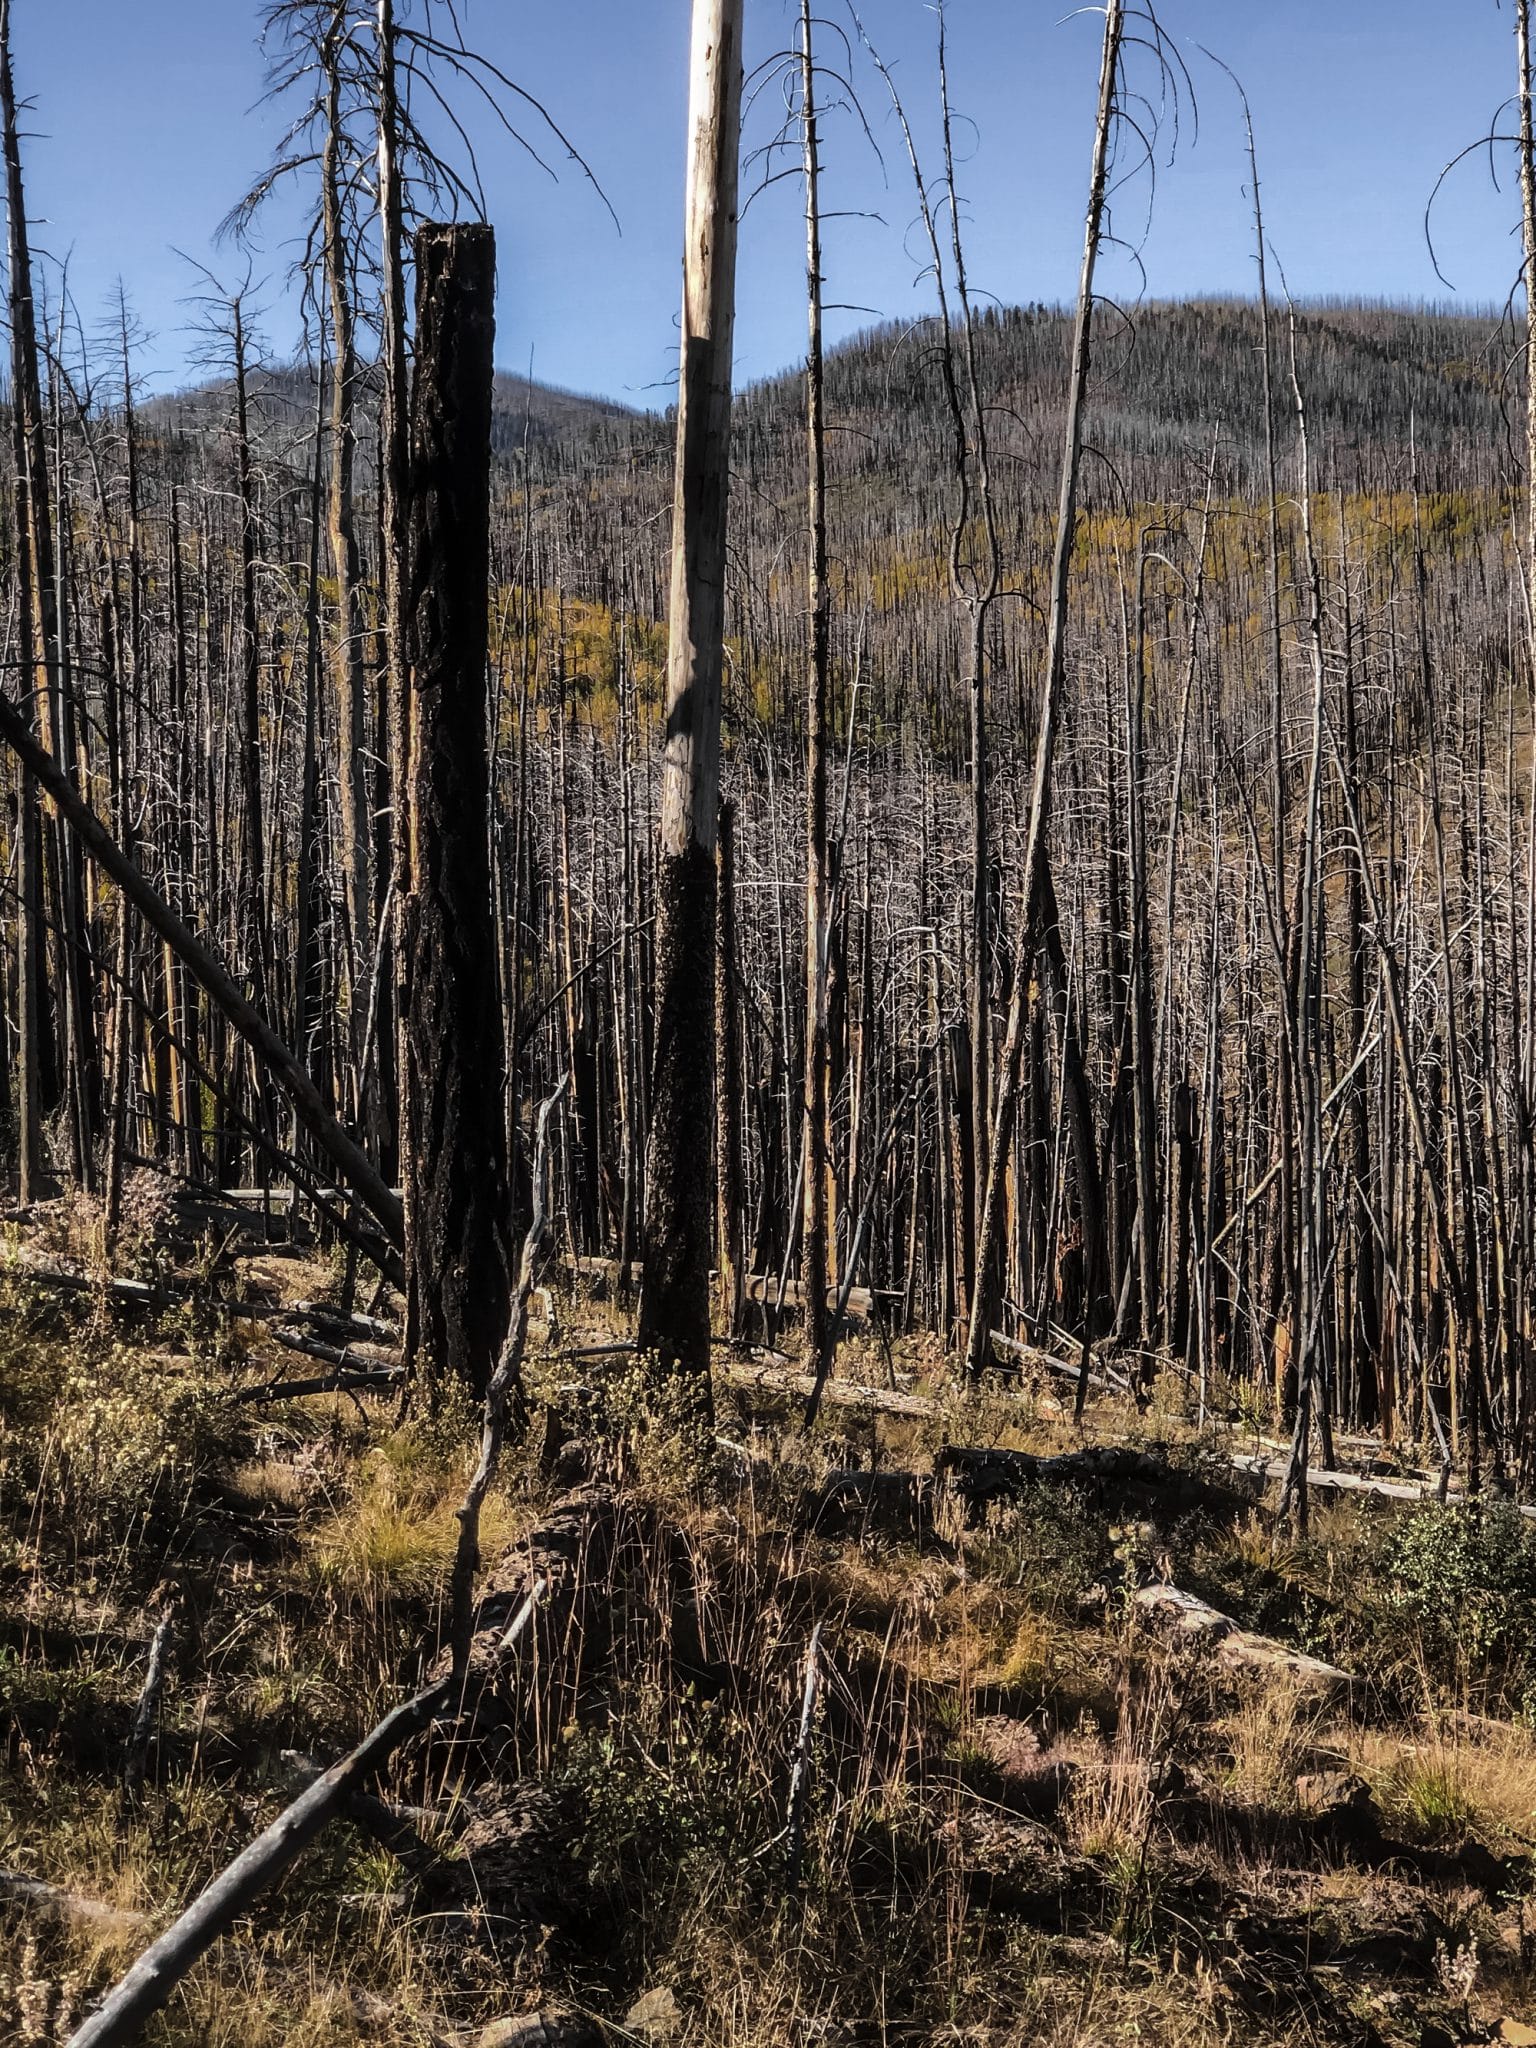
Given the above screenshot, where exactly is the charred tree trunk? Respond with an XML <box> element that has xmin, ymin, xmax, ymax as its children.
<box><xmin>402</xmin><ymin>222</ymin><xmax>510</xmax><ymax>1397</ymax></box>
<box><xmin>801</xmin><ymin>0</ymin><xmax>833</xmax><ymax>1392</ymax></box>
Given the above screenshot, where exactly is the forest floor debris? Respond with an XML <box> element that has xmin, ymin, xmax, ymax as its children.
<box><xmin>3</xmin><ymin>1200</ymin><xmax>1536</xmax><ymax>2044</ymax></box>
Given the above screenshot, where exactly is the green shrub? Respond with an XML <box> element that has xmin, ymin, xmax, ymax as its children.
<box><xmin>1383</xmin><ymin>1501</ymin><xmax>1536</xmax><ymax>1662</ymax></box>
<box><xmin>963</xmin><ymin>1482</ymin><xmax>1111</xmax><ymax>1612</ymax></box>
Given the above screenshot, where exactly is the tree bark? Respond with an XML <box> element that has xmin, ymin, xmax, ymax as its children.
<box><xmin>637</xmin><ymin>0</ymin><xmax>744</xmax><ymax>1388</ymax></box>
<box><xmin>801</xmin><ymin>0</ymin><xmax>833</xmax><ymax>1391</ymax></box>
<box><xmin>403</xmin><ymin>221</ymin><xmax>510</xmax><ymax>1396</ymax></box>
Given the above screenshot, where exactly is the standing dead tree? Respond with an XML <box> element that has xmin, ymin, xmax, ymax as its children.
<box><xmin>638</xmin><ymin>0</ymin><xmax>745</xmax><ymax>1391</ymax></box>
<box><xmin>1</xmin><ymin>0</ymin><xmax>54</xmax><ymax>1204</ymax></box>
<box><xmin>401</xmin><ymin>219</ymin><xmax>510</xmax><ymax>1397</ymax></box>
<box><xmin>800</xmin><ymin>0</ymin><xmax>835</xmax><ymax>1396</ymax></box>
<box><xmin>964</xmin><ymin>0</ymin><xmax>1126</xmax><ymax>1377</ymax></box>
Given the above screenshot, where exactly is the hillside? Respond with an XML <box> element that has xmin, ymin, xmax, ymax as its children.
<box><xmin>145</xmin><ymin>361</ymin><xmax>634</xmax><ymax>457</ymax></box>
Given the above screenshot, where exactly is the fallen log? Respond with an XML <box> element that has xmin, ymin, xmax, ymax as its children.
<box><xmin>266</xmin><ymin>1325</ymin><xmax>397</xmax><ymax>1372</ymax></box>
<box><xmin>719</xmin><ymin>1358</ymin><xmax>935</xmax><ymax>1419</ymax></box>
<box><xmin>3</xmin><ymin>1253</ymin><xmax>406</xmax><ymax>1353</ymax></box>
<box><xmin>290</xmin><ymin>1300</ymin><xmax>401</xmax><ymax>1345</ymax></box>
<box><xmin>275</xmin><ymin>1751</ymin><xmax>442</xmax><ymax>1873</ymax></box>
<box><xmin>1228</xmin><ymin>1452</ymin><xmax>1535</xmax><ymax>1519</ymax></box>
<box><xmin>3</xmin><ymin>1255</ymin><xmax>164</xmax><ymax>1313</ymax></box>
<box><xmin>745</xmin><ymin>1273</ymin><xmax>878</xmax><ymax>1320</ymax></box>
<box><xmin>0</xmin><ymin>1865</ymin><xmax>464</xmax><ymax>2045</ymax></box>
<box><xmin>232</xmin><ymin>1367</ymin><xmax>405</xmax><ymax>1406</ymax></box>
<box><xmin>989</xmin><ymin>1328</ymin><xmax>1128</xmax><ymax>1394</ymax></box>
<box><xmin>1132</xmin><ymin>1582</ymin><xmax>1352</xmax><ymax>1693</ymax></box>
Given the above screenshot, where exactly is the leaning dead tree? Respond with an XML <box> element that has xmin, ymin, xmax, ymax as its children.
<box><xmin>637</xmin><ymin>0</ymin><xmax>745</xmax><ymax>1388</ymax></box>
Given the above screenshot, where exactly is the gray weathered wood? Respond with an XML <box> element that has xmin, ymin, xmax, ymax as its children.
<box><xmin>638</xmin><ymin>0</ymin><xmax>745</xmax><ymax>1382</ymax></box>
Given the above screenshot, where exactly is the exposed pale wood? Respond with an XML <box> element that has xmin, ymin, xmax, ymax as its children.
<box><xmin>784</xmin><ymin>1620</ymin><xmax>824</xmax><ymax>1885</ymax></box>
<box><xmin>1132</xmin><ymin>1582</ymin><xmax>1351</xmax><ymax>1692</ymax></box>
<box><xmin>720</xmin><ymin>1358</ymin><xmax>936</xmax><ymax>1419</ymax></box>
<box><xmin>122</xmin><ymin>1605</ymin><xmax>176</xmax><ymax>1797</ymax></box>
<box><xmin>638</xmin><ymin>0</ymin><xmax>745</xmax><ymax>1380</ymax></box>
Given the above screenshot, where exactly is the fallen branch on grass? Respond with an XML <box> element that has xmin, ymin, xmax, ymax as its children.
<box><xmin>289</xmin><ymin>1300</ymin><xmax>401</xmax><ymax>1345</ymax></box>
<box><xmin>266</xmin><ymin>1325</ymin><xmax>395</xmax><ymax>1371</ymax></box>
<box><xmin>720</xmin><ymin>1358</ymin><xmax>936</xmax><ymax>1419</ymax></box>
<box><xmin>3</xmin><ymin>1256</ymin><xmax>163</xmax><ymax>1313</ymax></box>
<box><xmin>122</xmin><ymin>1602</ymin><xmax>177</xmax><ymax>1798</ymax></box>
<box><xmin>274</xmin><ymin>1751</ymin><xmax>442</xmax><ymax>1873</ymax></box>
<box><xmin>1227</xmin><ymin>1451</ymin><xmax>1531</xmax><ymax>1517</ymax></box>
<box><xmin>67</xmin><ymin>1577</ymin><xmax>549</xmax><ymax>2048</ymax></box>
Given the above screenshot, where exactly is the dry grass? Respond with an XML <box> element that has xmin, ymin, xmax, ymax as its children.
<box><xmin>1349</xmin><ymin>1715</ymin><xmax>1536</xmax><ymax>1845</ymax></box>
<box><xmin>1218</xmin><ymin>1673</ymin><xmax>1334</xmax><ymax>1809</ymax></box>
<box><xmin>9</xmin><ymin>1238</ymin><xmax>1536</xmax><ymax>2047</ymax></box>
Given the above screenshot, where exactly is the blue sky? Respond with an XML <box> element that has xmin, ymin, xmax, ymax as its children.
<box><xmin>8</xmin><ymin>0</ymin><xmax>1529</xmax><ymax>404</ymax></box>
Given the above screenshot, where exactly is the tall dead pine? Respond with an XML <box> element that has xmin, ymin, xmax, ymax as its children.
<box><xmin>638</xmin><ymin>0</ymin><xmax>745</xmax><ymax>1389</ymax></box>
<box><xmin>0</xmin><ymin>0</ymin><xmax>50</xmax><ymax>1203</ymax></box>
<box><xmin>801</xmin><ymin>0</ymin><xmax>834</xmax><ymax>1392</ymax></box>
<box><xmin>964</xmin><ymin>0</ymin><xmax>1124</xmax><ymax>1376</ymax></box>
<box><xmin>403</xmin><ymin>221</ymin><xmax>511</xmax><ymax>1397</ymax></box>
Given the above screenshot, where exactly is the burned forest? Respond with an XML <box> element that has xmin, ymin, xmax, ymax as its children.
<box><xmin>7</xmin><ymin>2</ymin><xmax>1536</xmax><ymax>2044</ymax></box>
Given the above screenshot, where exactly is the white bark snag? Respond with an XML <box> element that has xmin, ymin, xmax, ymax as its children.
<box><xmin>638</xmin><ymin>0</ymin><xmax>744</xmax><ymax>1385</ymax></box>
<box><xmin>0</xmin><ymin>0</ymin><xmax>48</xmax><ymax>1204</ymax></box>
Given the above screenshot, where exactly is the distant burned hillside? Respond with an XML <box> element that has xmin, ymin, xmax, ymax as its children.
<box><xmin>128</xmin><ymin>296</ymin><xmax>1519</xmax><ymax>777</ymax></box>
<box><xmin>520</xmin><ymin>295</ymin><xmax>1515</xmax><ymax>484</ymax></box>
<box><xmin>144</xmin><ymin>359</ymin><xmax>635</xmax><ymax>468</ymax></box>
<box><xmin>480</xmin><ymin>298</ymin><xmax>1517</xmax><ymax>762</ymax></box>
